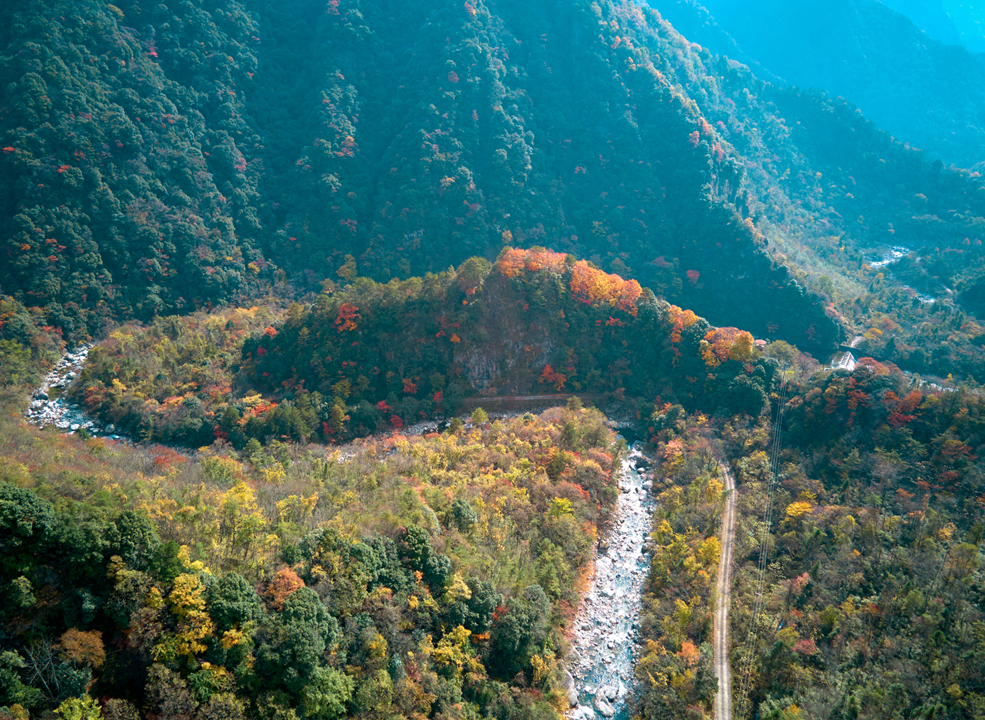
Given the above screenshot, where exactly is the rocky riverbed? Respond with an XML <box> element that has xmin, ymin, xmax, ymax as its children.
<box><xmin>566</xmin><ymin>444</ymin><xmax>655</xmax><ymax>720</ymax></box>
<box><xmin>24</xmin><ymin>346</ymin><xmax>123</xmax><ymax>438</ymax></box>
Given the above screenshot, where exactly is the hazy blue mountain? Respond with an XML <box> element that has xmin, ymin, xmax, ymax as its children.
<box><xmin>658</xmin><ymin>0</ymin><xmax>985</xmax><ymax>168</ymax></box>
<box><xmin>879</xmin><ymin>0</ymin><xmax>985</xmax><ymax>52</ymax></box>
<box><xmin>945</xmin><ymin>0</ymin><xmax>985</xmax><ymax>51</ymax></box>
<box><xmin>879</xmin><ymin>0</ymin><xmax>966</xmax><ymax>46</ymax></box>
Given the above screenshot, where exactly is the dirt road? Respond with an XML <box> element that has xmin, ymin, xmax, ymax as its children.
<box><xmin>714</xmin><ymin>457</ymin><xmax>737</xmax><ymax>720</ymax></box>
<box><xmin>462</xmin><ymin>393</ymin><xmax>606</xmax><ymax>404</ymax></box>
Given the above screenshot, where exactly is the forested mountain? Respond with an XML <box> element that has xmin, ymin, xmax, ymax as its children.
<box><xmin>660</xmin><ymin>0</ymin><xmax>985</xmax><ymax>168</ymax></box>
<box><xmin>0</xmin><ymin>0</ymin><xmax>269</xmax><ymax>337</ymax></box>
<box><xmin>4</xmin><ymin>0</ymin><xmax>985</xmax><ymax>374</ymax></box>
<box><xmin>0</xmin><ymin>0</ymin><xmax>837</xmax><ymax>353</ymax></box>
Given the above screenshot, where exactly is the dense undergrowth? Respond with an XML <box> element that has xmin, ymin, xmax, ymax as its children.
<box><xmin>722</xmin><ymin>360</ymin><xmax>985</xmax><ymax>718</ymax></box>
<box><xmin>634</xmin><ymin>358</ymin><xmax>985</xmax><ymax>719</ymax></box>
<box><xmin>634</xmin><ymin>414</ymin><xmax>724</xmax><ymax>718</ymax></box>
<box><xmin>0</xmin><ymin>396</ymin><xmax>623</xmax><ymax>720</ymax></box>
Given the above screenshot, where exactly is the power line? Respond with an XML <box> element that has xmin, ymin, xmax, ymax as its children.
<box><xmin>736</xmin><ymin>366</ymin><xmax>788</xmax><ymax>718</ymax></box>
<box><xmin>737</xmin><ymin>368</ymin><xmax>786</xmax><ymax>713</ymax></box>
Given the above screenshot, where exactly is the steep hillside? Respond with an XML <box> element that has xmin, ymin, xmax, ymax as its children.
<box><xmin>0</xmin><ymin>0</ymin><xmax>843</xmax><ymax>351</ymax></box>
<box><xmin>0</xmin><ymin>0</ymin><xmax>269</xmax><ymax>338</ymax></box>
<box><xmin>7</xmin><ymin>0</ymin><xmax>985</xmax><ymax>377</ymax></box>
<box><xmin>615</xmin><ymin>3</ymin><xmax>985</xmax><ymax>377</ymax></box>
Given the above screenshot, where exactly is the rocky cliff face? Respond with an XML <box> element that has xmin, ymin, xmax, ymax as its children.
<box><xmin>456</xmin><ymin>279</ymin><xmax>556</xmax><ymax>394</ymax></box>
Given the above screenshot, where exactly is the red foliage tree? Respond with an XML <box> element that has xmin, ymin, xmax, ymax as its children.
<box><xmin>539</xmin><ymin>364</ymin><xmax>567</xmax><ymax>391</ymax></box>
<box><xmin>335</xmin><ymin>302</ymin><xmax>359</xmax><ymax>332</ymax></box>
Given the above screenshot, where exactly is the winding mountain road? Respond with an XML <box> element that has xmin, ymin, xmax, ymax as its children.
<box><xmin>714</xmin><ymin>456</ymin><xmax>737</xmax><ymax>720</ymax></box>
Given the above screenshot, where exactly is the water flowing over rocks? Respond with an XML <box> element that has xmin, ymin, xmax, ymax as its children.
<box><xmin>567</xmin><ymin>443</ymin><xmax>655</xmax><ymax>720</ymax></box>
<box><xmin>865</xmin><ymin>247</ymin><xmax>938</xmax><ymax>303</ymax></box>
<box><xmin>831</xmin><ymin>351</ymin><xmax>858</xmax><ymax>372</ymax></box>
<box><xmin>868</xmin><ymin>245</ymin><xmax>912</xmax><ymax>269</ymax></box>
<box><xmin>24</xmin><ymin>346</ymin><xmax>120</xmax><ymax>438</ymax></box>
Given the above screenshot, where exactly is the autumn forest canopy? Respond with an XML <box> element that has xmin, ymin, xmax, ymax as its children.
<box><xmin>4</xmin><ymin>0</ymin><xmax>985</xmax><ymax>719</ymax></box>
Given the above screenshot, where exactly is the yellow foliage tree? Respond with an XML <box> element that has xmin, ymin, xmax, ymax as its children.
<box><xmin>216</xmin><ymin>481</ymin><xmax>268</xmax><ymax>561</ymax></box>
<box><xmin>431</xmin><ymin>626</ymin><xmax>482</xmax><ymax>679</ymax></box>
<box><xmin>157</xmin><ymin>573</ymin><xmax>214</xmax><ymax>660</ymax></box>
<box><xmin>697</xmin><ymin>536</ymin><xmax>721</xmax><ymax>567</ymax></box>
<box><xmin>785</xmin><ymin>501</ymin><xmax>813</xmax><ymax>520</ymax></box>
<box><xmin>276</xmin><ymin>493</ymin><xmax>319</xmax><ymax>525</ymax></box>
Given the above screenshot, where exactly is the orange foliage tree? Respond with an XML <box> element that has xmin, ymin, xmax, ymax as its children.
<box><xmin>58</xmin><ymin>629</ymin><xmax>106</xmax><ymax>668</ymax></box>
<box><xmin>668</xmin><ymin>305</ymin><xmax>700</xmax><ymax>343</ymax></box>
<box><xmin>266</xmin><ymin>567</ymin><xmax>304</xmax><ymax>610</ymax></box>
<box><xmin>495</xmin><ymin>246</ymin><xmax>568</xmax><ymax>277</ymax></box>
<box><xmin>701</xmin><ymin>327</ymin><xmax>755</xmax><ymax>367</ymax></box>
<box><xmin>494</xmin><ymin>248</ymin><xmax>642</xmax><ymax>315</ymax></box>
<box><xmin>885</xmin><ymin>389</ymin><xmax>922</xmax><ymax>428</ymax></box>
<box><xmin>855</xmin><ymin>357</ymin><xmax>903</xmax><ymax>376</ymax></box>
<box><xmin>569</xmin><ymin>260</ymin><xmax>643</xmax><ymax>316</ymax></box>
<box><xmin>539</xmin><ymin>364</ymin><xmax>567</xmax><ymax>391</ymax></box>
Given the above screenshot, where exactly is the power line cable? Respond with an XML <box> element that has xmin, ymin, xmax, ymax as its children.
<box><xmin>736</xmin><ymin>366</ymin><xmax>787</xmax><ymax>718</ymax></box>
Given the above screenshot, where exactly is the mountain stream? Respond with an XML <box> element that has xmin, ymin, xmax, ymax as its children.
<box><xmin>566</xmin><ymin>444</ymin><xmax>656</xmax><ymax>720</ymax></box>
<box><xmin>24</xmin><ymin>346</ymin><xmax>123</xmax><ymax>438</ymax></box>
